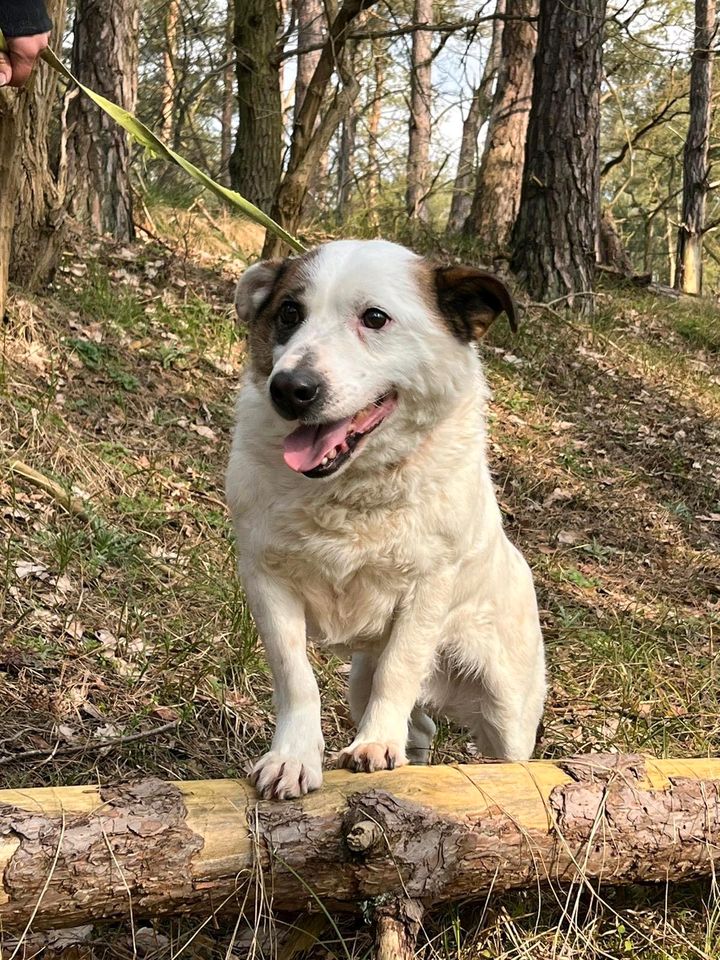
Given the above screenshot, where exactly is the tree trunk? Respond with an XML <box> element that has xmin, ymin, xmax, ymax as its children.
<box><xmin>220</xmin><ymin>0</ymin><xmax>234</xmax><ymax>185</ymax></box>
<box><xmin>675</xmin><ymin>0</ymin><xmax>716</xmax><ymax>294</ymax></box>
<box><xmin>599</xmin><ymin>207</ymin><xmax>632</xmax><ymax>274</ymax></box>
<box><xmin>229</xmin><ymin>0</ymin><xmax>282</xmax><ymax>212</ymax></box>
<box><xmin>262</xmin><ymin>0</ymin><xmax>378</xmax><ymax>258</ymax></box>
<box><xmin>366</xmin><ymin>40</ymin><xmax>385</xmax><ymax>230</ymax></box>
<box><xmin>336</xmin><ymin>45</ymin><xmax>360</xmax><ymax>221</ymax></box>
<box><xmin>1</xmin><ymin>756</ymin><xmax>720</xmax><ymax>933</ymax></box>
<box><xmin>337</xmin><ymin>116</ymin><xmax>357</xmax><ymax>218</ymax></box>
<box><xmin>66</xmin><ymin>0</ymin><xmax>139</xmax><ymax>241</ymax></box>
<box><xmin>406</xmin><ymin>0</ymin><xmax>433</xmax><ymax>222</ymax></box>
<box><xmin>160</xmin><ymin>0</ymin><xmax>179</xmax><ymax>143</ymax></box>
<box><xmin>466</xmin><ymin>0</ymin><xmax>537</xmax><ymax>254</ymax></box>
<box><xmin>446</xmin><ymin>0</ymin><xmax>505</xmax><ymax>236</ymax></box>
<box><xmin>0</xmin><ymin>0</ymin><xmax>68</xmax><ymax>315</ymax></box>
<box><xmin>295</xmin><ymin>0</ymin><xmax>325</xmax><ymax>122</ymax></box>
<box><xmin>510</xmin><ymin>0</ymin><xmax>606</xmax><ymax>313</ymax></box>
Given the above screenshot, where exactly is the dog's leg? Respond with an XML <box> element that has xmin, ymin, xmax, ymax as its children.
<box><xmin>406</xmin><ymin>706</ymin><xmax>436</xmax><ymax>765</ymax></box>
<box><xmin>337</xmin><ymin>576</ymin><xmax>449</xmax><ymax>773</ymax></box>
<box><xmin>349</xmin><ymin>655</ymin><xmax>435</xmax><ymax>765</ymax></box>
<box><xmin>244</xmin><ymin>573</ymin><xmax>324</xmax><ymax>800</ymax></box>
<box><xmin>469</xmin><ymin>662</ymin><xmax>545</xmax><ymax>762</ymax></box>
<box><xmin>348</xmin><ymin>652</ymin><xmax>377</xmax><ymax>725</ymax></box>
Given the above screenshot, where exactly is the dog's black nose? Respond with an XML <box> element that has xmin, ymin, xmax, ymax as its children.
<box><xmin>270</xmin><ymin>370</ymin><xmax>322</xmax><ymax>419</ymax></box>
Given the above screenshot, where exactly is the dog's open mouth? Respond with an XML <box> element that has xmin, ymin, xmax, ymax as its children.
<box><xmin>283</xmin><ymin>391</ymin><xmax>398</xmax><ymax>478</ymax></box>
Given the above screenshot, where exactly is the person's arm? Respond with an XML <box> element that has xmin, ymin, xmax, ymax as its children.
<box><xmin>0</xmin><ymin>0</ymin><xmax>52</xmax><ymax>88</ymax></box>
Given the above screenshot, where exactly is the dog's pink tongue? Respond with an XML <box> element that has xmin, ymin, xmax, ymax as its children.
<box><xmin>283</xmin><ymin>418</ymin><xmax>351</xmax><ymax>472</ymax></box>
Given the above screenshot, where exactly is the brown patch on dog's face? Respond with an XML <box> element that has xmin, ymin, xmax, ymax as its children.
<box><xmin>427</xmin><ymin>264</ymin><xmax>517</xmax><ymax>341</ymax></box>
<box><xmin>234</xmin><ymin>253</ymin><xmax>316</xmax><ymax>380</ymax></box>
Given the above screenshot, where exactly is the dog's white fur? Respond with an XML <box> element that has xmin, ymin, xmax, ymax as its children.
<box><xmin>226</xmin><ymin>239</ymin><xmax>545</xmax><ymax>800</ymax></box>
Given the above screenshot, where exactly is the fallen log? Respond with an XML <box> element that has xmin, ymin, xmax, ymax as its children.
<box><xmin>0</xmin><ymin>754</ymin><xmax>719</xmax><ymax>934</ymax></box>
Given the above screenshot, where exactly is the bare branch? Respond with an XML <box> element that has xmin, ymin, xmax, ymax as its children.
<box><xmin>601</xmin><ymin>94</ymin><xmax>687</xmax><ymax>178</ymax></box>
<box><xmin>276</xmin><ymin>11</ymin><xmax>538</xmax><ymax>61</ymax></box>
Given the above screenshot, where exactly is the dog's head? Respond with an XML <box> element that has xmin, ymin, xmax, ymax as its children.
<box><xmin>235</xmin><ymin>239</ymin><xmax>515</xmax><ymax>479</ymax></box>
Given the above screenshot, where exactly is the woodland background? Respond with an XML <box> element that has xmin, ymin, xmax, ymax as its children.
<box><xmin>0</xmin><ymin>1</ymin><xmax>719</xmax><ymax>959</ymax></box>
<box><xmin>3</xmin><ymin>0</ymin><xmax>720</xmax><ymax>302</ymax></box>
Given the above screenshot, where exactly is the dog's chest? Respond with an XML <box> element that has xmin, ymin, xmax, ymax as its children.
<box><xmin>265</xmin><ymin>495</ymin><xmax>442</xmax><ymax>646</ymax></box>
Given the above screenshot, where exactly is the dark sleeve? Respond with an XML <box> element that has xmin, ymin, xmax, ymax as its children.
<box><xmin>0</xmin><ymin>0</ymin><xmax>52</xmax><ymax>38</ymax></box>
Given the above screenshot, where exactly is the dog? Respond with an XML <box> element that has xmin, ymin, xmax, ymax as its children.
<box><xmin>225</xmin><ymin>239</ymin><xmax>545</xmax><ymax>800</ymax></box>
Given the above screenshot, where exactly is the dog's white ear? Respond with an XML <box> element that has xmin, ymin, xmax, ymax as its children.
<box><xmin>433</xmin><ymin>265</ymin><xmax>517</xmax><ymax>340</ymax></box>
<box><xmin>234</xmin><ymin>259</ymin><xmax>287</xmax><ymax>324</ymax></box>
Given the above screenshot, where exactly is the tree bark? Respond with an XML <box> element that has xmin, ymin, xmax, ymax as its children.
<box><xmin>262</xmin><ymin>0</ymin><xmax>378</xmax><ymax>257</ymax></box>
<box><xmin>229</xmin><ymin>0</ymin><xmax>283</xmax><ymax>212</ymax></box>
<box><xmin>599</xmin><ymin>207</ymin><xmax>632</xmax><ymax>274</ymax></box>
<box><xmin>675</xmin><ymin>0</ymin><xmax>716</xmax><ymax>294</ymax></box>
<box><xmin>295</xmin><ymin>0</ymin><xmax>325</xmax><ymax>122</ymax></box>
<box><xmin>445</xmin><ymin>0</ymin><xmax>505</xmax><ymax>236</ymax></box>
<box><xmin>160</xmin><ymin>0</ymin><xmax>179</xmax><ymax>143</ymax></box>
<box><xmin>406</xmin><ymin>0</ymin><xmax>433</xmax><ymax>222</ymax></box>
<box><xmin>0</xmin><ymin>0</ymin><xmax>68</xmax><ymax>315</ymax></box>
<box><xmin>510</xmin><ymin>0</ymin><xmax>606</xmax><ymax>313</ymax></box>
<box><xmin>68</xmin><ymin>0</ymin><xmax>139</xmax><ymax>241</ymax></box>
<box><xmin>466</xmin><ymin>0</ymin><xmax>537</xmax><ymax>254</ymax></box>
<box><xmin>1</xmin><ymin>755</ymin><xmax>720</xmax><ymax>933</ymax></box>
<box><xmin>336</xmin><ymin>44</ymin><xmax>360</xmax><ymax>221</ymax></box>
<box><xmin>220</xmin><ymin>0</ymin><xmax>234</xmax><ymax>185</ymax></box>
<box><xmin>366</xmin><ymin>40</ymin><xmax>385</xmax><ymax>230</ymax></box>
<box><xmin>66</xmin><ymin>0</ymin><xmax>139</xmax><ymax>242</ymax></box>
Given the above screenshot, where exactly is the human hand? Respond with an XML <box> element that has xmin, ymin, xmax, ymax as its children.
<box><xmin>0</xmin><ymin>32</ymin><xmax>50</xmax><ymax>88</ymax></box>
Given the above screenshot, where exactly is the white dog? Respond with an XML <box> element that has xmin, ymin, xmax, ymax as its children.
<box><xmin>225</xmin><ymin>239</ymin><xmax>545</xmax><ymax>800</ymax></box>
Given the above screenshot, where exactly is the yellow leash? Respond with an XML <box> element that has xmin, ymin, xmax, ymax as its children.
<box><xmin>0</xmin><ymin>29</ymin><xmax>305</xmax><ymax>254</ymax></box>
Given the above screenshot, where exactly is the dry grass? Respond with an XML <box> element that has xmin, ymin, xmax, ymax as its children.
<box><xmin>0</xmin><ymin>222</ymin><xmax>719</xmax><ymax>960</ymax></box>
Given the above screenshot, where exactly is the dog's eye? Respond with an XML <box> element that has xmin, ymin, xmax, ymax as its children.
<box><xmin>362</xmin><ymin>308</ymin><xmax>390</xmax><ymax>330</ymax></box>
<box><xmin>278</xmin><ymin>300</ymin><xmax>302</xmax><ymax>328</ymax></box>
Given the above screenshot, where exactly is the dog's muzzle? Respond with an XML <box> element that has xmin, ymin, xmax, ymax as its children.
<box><xmin>269</xmin><ymin>369</ymin><xmax>324</xmax><ymax>420</ymax></box>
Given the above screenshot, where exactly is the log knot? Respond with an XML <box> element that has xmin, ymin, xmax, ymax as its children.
<box><xmin>344</xmin><ymin>790</ymin><xmax>464</xmax><ymax>899</ymax></box>
<box><xmin>344</xmin><ymin>817</ymin><xmax>382</xmax><ymax>854</ymax></box>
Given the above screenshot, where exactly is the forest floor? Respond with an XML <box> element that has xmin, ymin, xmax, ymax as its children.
<box><xmin>1</xmin><ymin>208</ymin><xmax>719</xmax><ymax>960</ymax></box>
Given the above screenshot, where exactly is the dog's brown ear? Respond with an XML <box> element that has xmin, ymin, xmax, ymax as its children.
<box><xmin>433</xmin><ymin>265</ymin><xmax>517</xmax><ymax>340</ymax></box>
<box><xmin>234</xmin><ymin>258</ymin><xmax>288</xmax><ymax>324</ymax></box>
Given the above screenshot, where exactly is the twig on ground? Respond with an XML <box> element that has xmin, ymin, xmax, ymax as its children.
<box><xmin>7</xmin><ymin>459</ymin><xmax>91</xmax><ymax>522</ymax></box>
<box><xmin>134</xmin><ymin>218</ymin><xmax>176</xmax><ymax>254</ymax></box>
<box><xmin>7</xmin><ymin>458</ymin><xmax>179</xmax><ymax>577</ymax></box>
<box><xmin>0</xmin><ymin>720</ymin><xmax>180</xmax><ymax>766</ymax></box>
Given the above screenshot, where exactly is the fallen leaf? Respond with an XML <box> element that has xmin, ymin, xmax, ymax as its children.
<box><xmin>189</xmin><ymin>422</ymin><xmax>217</xmax><ymax>441</ymax></box>
<box><xmin>151</xmin><ymin>705</ymin><xmax>180</xmax><ymax>722</ymax></box>
<box><xmin>57</xmin><ymin>724</ymin><xmax>78</xmax><ymax>744</ymax></box>
<box><xmin>542</xmin><ymin>487</ymin><xmax>572</xmax><ymax>508</ymax></box>
<box><xmin>65</xmin><ymin>618</ymin><xmax>84</xmax><ymax>640</ymax></box>
<box><xmin>134</xmin><ymin>927</ymin><xmax>170</xmax><ymax>956</ymax></box>
<box><xmin>557</xmin><ymin>529</ymin><xmax>584</xmax><ymax>545</ymax></box>
<box><xmin>96</xmin><ymin>628</ymin><xmax>118</xmax><ymax>652</ymax></box>
<box><xmin>94</xmin><ymin>723</ymin><xmax>121</xmax><ymax>740</ymax></box>
<box><xmin>15</xmin><ymin>561</ymin><xmax>48</xmax><ymax>579</ymax></box>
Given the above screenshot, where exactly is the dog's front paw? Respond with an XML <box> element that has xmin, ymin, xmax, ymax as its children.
<box><xmin>250</xmin><ymin>752</ymin><xmax>323</xmax><ymax>800</ymax></box>
<box><xmin>336</xmin><ymin>741</ymin><xmax>407</xmax><ymax>773</ymax></box>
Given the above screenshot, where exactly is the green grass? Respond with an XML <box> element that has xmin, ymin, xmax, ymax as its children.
<box><xmin>672</xmin><ymin>299</ymin><xmax>720</xmax><ymax>353</ymax></box>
